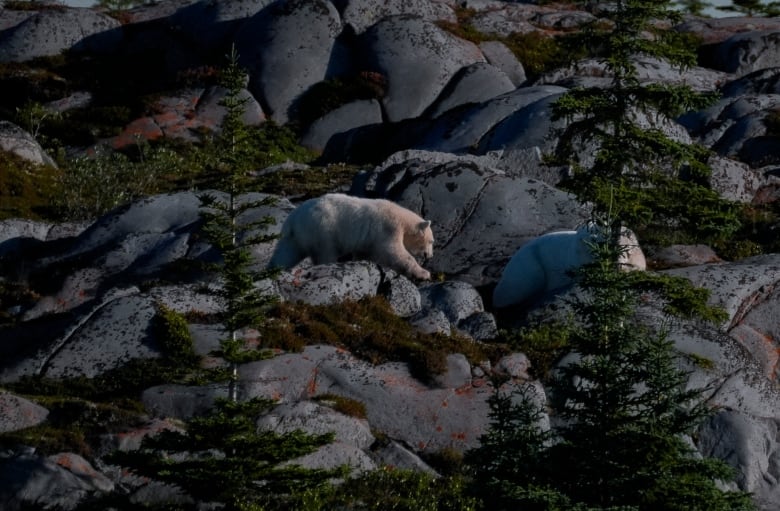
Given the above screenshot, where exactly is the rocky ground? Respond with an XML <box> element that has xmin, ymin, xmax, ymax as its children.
<box><xmin>1</xmin><ymin>0</ymin><xmax>780</xmax><ymax>509</ymax></box>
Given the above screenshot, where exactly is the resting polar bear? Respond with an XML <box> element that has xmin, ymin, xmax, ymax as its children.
<box><xmin>268</xmin><ymin>193</ymin><xmax>434</xmax><ymax>280</ymax></box>
<box><xmin>492</xmin><ymin>223</ymin><xmax>646</xmax><ymax>308</ymax></box>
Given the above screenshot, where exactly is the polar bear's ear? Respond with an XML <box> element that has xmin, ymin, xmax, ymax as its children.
<box><xmin>418</xmin><ymin>220</ymin><xmax>431</xmax><ymax>231</ymax></box>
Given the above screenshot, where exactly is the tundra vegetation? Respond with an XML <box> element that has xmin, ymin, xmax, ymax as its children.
<box><xmin>0</xmin><ymin>0</ymin><xmax>770</xmax><ymax>509</ymax></box>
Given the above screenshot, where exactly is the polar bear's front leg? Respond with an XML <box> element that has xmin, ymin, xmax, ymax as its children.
<box><xmin>374</xmin><ymin>243</ymin><xmax>431</xmax><ymax>280</ymax></box>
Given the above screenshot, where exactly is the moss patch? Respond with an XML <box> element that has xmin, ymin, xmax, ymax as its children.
<box><xmin>262</xmin><ymin>296</ymin><xmax>507</xmax><ymax>383</ymax></box>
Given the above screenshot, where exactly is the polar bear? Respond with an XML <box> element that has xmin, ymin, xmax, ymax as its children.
<box><xmin>267</xmin><ymin>193</ymin><xmax>434</xmax><ymax>280</ymax></box>
<box><xmin>492</xmin><ymin>223</ymin><xmax>646</xmax><ymax>308</ymax></box>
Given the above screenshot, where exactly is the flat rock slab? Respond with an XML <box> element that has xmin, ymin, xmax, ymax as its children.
<box><xmin>275</xmin><ymin>261</ymin><xmax>384</xmax><ymax>305</ymax></box>
<box><xmin>237</xmin><ymin>344</ymin><xmax>514</xmax><ymax>452</ymax></box>
<box><xmin>0</xmin><ymin>392</ymin><xmax>48</xmax><ymax>433</ymax></box>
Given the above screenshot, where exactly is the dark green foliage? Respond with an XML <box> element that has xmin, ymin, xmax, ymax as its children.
<box><xmin>503</xmin><ymin>31</ymin><xmax>579</xmax><ymax>82</ymax></box>
<box><xmin>620</xmin><ymin>270</ymin><xmax>728</xmax><ymax>323</ymax></box>
<box><xmin>253</xmin><ymin>162</ymin><xmax>361</xmax><ymax>200</ymax></box>
<box><xmin>107</xmin><ymin>397</ymin><xmax>341</xmax><ymax>511</ymax></box>
<box><xmin>154</xmin><ymin>304</ymin><xmax>199</xmax><ymax>365</ymax></box>
<box><xmin>467</xmin><ymin>224</ymin><xmax>754</xmax><ymax>510</ymax></box>
<box><xmin>551</xmin><ymin>0</ymin><xmax>742</xmax><ymax>247</ymax></box>
<box><xmin>55</xmin><ymin>143</ymin><xmax>187</xmax><ymax>220</ymax></box>
<box><xmin>0</xmin><ymin>151</ymin><xmax>60</xmax><ymax>220</ymax></box>
<box><xmin>466</xmin><ymin>384</ymin><xmax>566</xmax><ymax>511</ymax></box>
<box><xmin>543</xmin><ymin>231</ymin><xmax>752</xmax><ymax>510</ymax></box>
<box><xmin>198</xmin><ymin>47</ymin><xmax>280</xmax><ymax>399</ymax></box>
<box><xmin>675</xmin><ymin>0</ymin><xmax>712</xmax><ymax>15</ymax></box>
<box><xmin>497</xmin><ymin>320</ymin><xmax>573</xmax><ymax>380</ymax></box>
<box><xmin>311</xmin><ymin>467</ymin><xmax>478</xmax><ymax>511</ymax></box>
<box><xmin>718</xmin><ymin>0</ymin><xmax>780</xmax><ymax>16</ymax></box>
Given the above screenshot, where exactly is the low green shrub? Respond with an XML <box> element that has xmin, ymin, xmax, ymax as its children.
<box><xmin>0</xmin><ymin>151</ymin><xmax>60</xmax><ymax>220</ymax></box>
<box><xmin>498</xmin><ymin>320</ymin><xmax>573</xmax><ymax>380</ymax></box>
<box><xmin>313</xmin><ymin>393</ymin><xmax>368</xmax><ymax>419</ymax></box>
<box><xmin>154</xmin><ymin>304</ymin><xmax>199</xmax><ymax>365</ymax></box>
<box><xmin>54</xmin><ymin>142</ymin><xmax>186</xmax><ymax>220</ymax></box>
<box><xmin>312</xmin><ymin>467</ymin><xmax>477</xmax><ymax>511</ymax></box>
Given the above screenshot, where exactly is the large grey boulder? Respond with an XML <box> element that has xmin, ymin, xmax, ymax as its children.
<box><xmin>274</xmin><ymin>261</ymin><xmax>384</xmax><ymax>306</ymax></box>
<box><xmin>679</xmin><ymin>68</ymin><xmax>780</xmax><ymax>169</ymax></box>
<box><xmin>354</xmin><ymin>151</ymin><xmax>590</xmax><ymax>285</ymax></box>
<box><xmin>167</xmin><ymin>0</ymin><xmax>274</xmax><ymax>50</ymax></box>
<box><xmin>257</xmin><ymin>400</ymin><xmax>377</xmax><ymax>473</ymax></box>
<box><xmin>414</xmin><ymin>85</ymin><xmax>567</xmax><ymax>154</ymax></box>
<box><xmin>235</xmin><ymin>0</ymin><xmax>342</xmax><ymax>124</ymax></box>
<box><xmin>478</xmin><ymin>40</ymin><xmax>526</xmax><ymax>86</ymax></box>
<box><xmin>676</xmin><ymin>15</ymin><xmax>780</xmax><ymax>46</ymax></box>
<box><xmin>0</xmin><ymin>392</ymin><xmax>48</xmax><ymax>433</ymax></box>
<box><xmin>426</xmin><ymin>62</ymin><xmax>517</xmax><ymax>119</ymax></box>
<box><xmin>705</xmin><ymin>30</ymin><xmax>780</xmax><ymax>77</ymax></box>
<box><xmin>538</xmin><ymin>56</ymin><xmax>732</xmax><ymax>92</ymax></box>
<box><xmin>0</xmin><ymin>121</ymin><xmax>56</xmax><ymax>167</ymax></box>
<box><xmin>0</xmin><ymin>7</ymin><xmax>121</xmax><ymax>63</ymax></box>
<box><xmin>359</xmin><ymin>16</ymin><xmax>485</xmax><ymax>123</ymax></box>
<box><xmin>2</xmin><ymin>289</ymin><xmax>159</xmax><ymax>382</ymax></box>
<box><xmin>11</xmin><ymin>191</ymin><xmax>287</xmax><ymax>316</ymax></box>
<box><xmin>339</xmin><ymin>0</ymin><xmax>455</xmax><ymax>35</ymax></box>
<box><xmin>0</xmin><ymin>451</ymin><xmax>113</xmax><ymax>511</ymax></box>
<box><xmin>707</xmin><ymin>155</ymin><xmax>778</xmax><ymax>203</ymax></box>
<box><xmin>698</xmin><ymin>410</ymin><xmax>780</xmax><ymax>507</ymax></box>
<box><xmin>300</xmin><ymin>99</ymin><xmax>383</xmax><ymax>152</ymax></box>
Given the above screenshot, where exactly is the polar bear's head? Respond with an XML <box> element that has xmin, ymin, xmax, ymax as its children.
<box><xmin>580</xmin><ymin>222</ymin><xmax>646</xmax><ymax>271</ymax></box>
<box><xmin>405</xmin><ymin>220</ymin><xmax>435</xmax><ymax>260</ymax></box>
<box><xmin>617</xmin><ymin>228</ymin><xmax>646</xmax><ymax>271</ymax></box>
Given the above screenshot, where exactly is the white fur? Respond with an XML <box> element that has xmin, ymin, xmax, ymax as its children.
<box><xmin>268</xmin><ymin>193</ymin><xmax>434</xmax><ymax>280</ymax></box>
<box><xmin>492</xmin><ymin>224</ymin><xmax>646</xmax><ymax>308</ymax></box>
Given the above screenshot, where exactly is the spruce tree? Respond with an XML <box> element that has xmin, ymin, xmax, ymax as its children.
<box><xmin>467</xmin><ymin>221</ymin><xmax>754</xmax><ymax>510</ymax></box>
<box><xmin>545</xmin><ymin>223</ymin><xmax>753</xmax><ymax>510</ymax></box>
<box><xmin>551</xmin><ymin>0</ymin><xmax>741</xmax><ymax>246</ymax></box>
<box><xmin>467</xmin><ymin>0</ymin><xmax>756</xmax><ymax>507</ymax></box>
<box><xmin>105</xmin><ymin>398</ymin><xmax>341</xmax><ymax>511</ymax></box>
<box><xmin>199</xmin><ymin>46</ymin><xmax>278</xmax><ymax>401</ymax></box>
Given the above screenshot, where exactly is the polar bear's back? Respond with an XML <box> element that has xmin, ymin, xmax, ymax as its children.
<box><xmin>281</xmin><ymin>193</ymin><xmax>421</xmax><ymax>254</ymax></box>
<box><xmin>492</xmin><ymin>229</ymin><xmax>591</xmax><ymax>308</ymax></box>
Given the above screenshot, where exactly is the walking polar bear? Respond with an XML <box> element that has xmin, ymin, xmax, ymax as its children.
<box><xmin>492</xmin><ymin>223</ymin><xmax>646</xmax><ymax>308</ymax></box>
<box><xmin>268</xmin><ymin>193</ymin><xmax>435</xmax><ymax>280</ymax></box>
